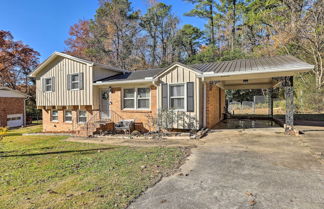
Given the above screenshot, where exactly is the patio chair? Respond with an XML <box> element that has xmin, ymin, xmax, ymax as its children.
<box><xmin>114</xmin><ymin>119</ymin><xmax>135</xmax><ymax>134</ymax></box>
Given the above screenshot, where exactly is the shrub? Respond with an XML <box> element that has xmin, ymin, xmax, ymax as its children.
<box><xmin>0</xmin><ymin>127</ymin><xmax>8</xmax><ymax>140</ymax></box>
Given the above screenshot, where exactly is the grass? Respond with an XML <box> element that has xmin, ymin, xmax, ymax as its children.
<box><xmin>0</xmin><ymin>125</ymin><xmax>189</xmax><ymax>209</ymax></box>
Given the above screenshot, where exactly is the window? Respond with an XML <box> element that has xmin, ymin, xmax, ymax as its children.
<box><xmin>68</xmin><ymin>73</ymin><xmax>83</xmax><ymax>90</ymax></box>
<box><xmin>71</xmin><ymin>74</ymin><xmax>79</xmax><ymax>90</ymax></box>
<box><xmin>169</xmin><ymin>84</ymin><xmax>185</xmax><ymax>110</ymax></box>
<box><xmin>51</xmin><ymin>110</ymin><xmax>58</xmax><ymax>122</ymax></box>
<box><xmin>123</xmin><ymin>89</ymin><xmax>135</xmax><ymax>109</ymax></box>
<box><xmin>64</xmin><ymin>110</ymin><xmax>72</xmax><ymax>123</ymax></box>
<box><xmin>7</xmin><ymin>117</ymin><xmax>21</xmax><ymax>121</ymax></box>
<box><xmin>137</xmin><ymin>88</ymin><xmax>150</xmax><ymax>109</ymax></box>
<box><xmin>123</xmin><ymin>88</ymin><xmax>150</xmax><ymax>109</ymax></box>
<box><xmin>78</xmin><ymin>110</ymin><xmax>87</xmax><ymax>123</ymax></box>
<box><xmin>45</xmin><ymin>78</ymin><xmax>52</xmax><ymax>92</ymax></box>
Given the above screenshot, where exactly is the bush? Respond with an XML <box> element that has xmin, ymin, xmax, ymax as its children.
<box><xmin>294</xmin><ymin>74</ymin><xmax>324</xmax><ymax>113</ymax></box>
<box><xmin>0</xmin><ymin>127</ymin><xmax>8</xmax><ymax>140</ymax></box>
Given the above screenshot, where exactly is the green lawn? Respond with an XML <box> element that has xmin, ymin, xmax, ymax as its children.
<box><xmin>0</xmin><ymin>125</ymin><xmax>188</xmax><ymax>209</ymax></box>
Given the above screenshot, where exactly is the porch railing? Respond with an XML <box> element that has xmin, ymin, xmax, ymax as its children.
<box><xmin>109</xmin><ymin>110</ymin><xmax>124</xmax><ymax>124</ymax></box>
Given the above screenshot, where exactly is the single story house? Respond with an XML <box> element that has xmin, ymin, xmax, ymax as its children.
<box><xmin>0</xmin><ymin>87</ymin><xmax>28</xmax><ymax>128</ymax></box>
<box><xmin>29</xmin><ymin>52</ymin><xmax>314</xmax><ymax>136</ymax></box>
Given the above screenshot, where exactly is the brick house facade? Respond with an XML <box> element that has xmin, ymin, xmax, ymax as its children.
<box><xmin>29</xmin><ymin>52</ymin><xmax>313</xmax><ymax>136</ymax></box>
<box><xmin>42</xmin><ymin>86</ymin><xmax>157</xmax><ymax>134</ymax></box>
<box><xmin>0</xmin><ymin>87</ymin><xmax>27</xmax><ymax>128</ymax></box>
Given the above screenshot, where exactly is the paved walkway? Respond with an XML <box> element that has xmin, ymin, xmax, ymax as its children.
<box><xmin>128</xmin><ymin>127</ymin><xmax>324</xmax><ymax>209</ymax></box>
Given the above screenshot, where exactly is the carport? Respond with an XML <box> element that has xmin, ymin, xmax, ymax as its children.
<box><xmin>199</xmin><ymin>56</ymin><xmax>314</xmax><ymax>131</ymax></box>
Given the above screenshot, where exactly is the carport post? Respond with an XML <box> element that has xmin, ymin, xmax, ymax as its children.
<box><xmin>284</xmin><ymin>76</ymin><xmax>294</xmax><ymax>131</ymax></box>
<box><xmin>268</xmin><ymin>88</ymin><xmax>273</xmax><ymax>117</ymax></box>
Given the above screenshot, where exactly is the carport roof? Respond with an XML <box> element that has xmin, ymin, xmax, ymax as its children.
<box><xmin>190</xmin><ymin>55</ymin><xmax>314</xmax><ymax>74</ymax></box>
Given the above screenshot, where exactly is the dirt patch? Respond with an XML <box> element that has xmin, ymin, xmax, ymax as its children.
<box><xmin>66</xmin><ymin>137</ymin><xmax>203</xmax><ymax>148</ymax></box>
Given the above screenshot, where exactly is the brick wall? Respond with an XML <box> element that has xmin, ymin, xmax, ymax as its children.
<box><xmin>206</xmin><ymin>83</ymin><xmax>226</xmax><ymax>128</ymax></box>
<box><xmin>42</xmin><ymin>106</ymin><xmax>99</xmax><ymax>133</ymax></box>
<box><xmin>0</xmin><ymin>97</ymin><xmax>25</xmax><ymax>127</ymax></box>
<box><xmin>221</xmin><ymin>88</ymin><xmax>225</xmax><ymax>117</ymax></box>
<box><xmin>42</xmin><ymin>85</ymin><xmax>157</xmax><ymax>133</ymax></box>
<box><xmin>109</xmin><ymin>85</ymin><xmax>157</xmax><ymax>132</ymax></box>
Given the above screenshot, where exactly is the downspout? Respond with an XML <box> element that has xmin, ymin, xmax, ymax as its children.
<box><xmin>203</xmin><ymin>77</ymin><xmax>207</xmax><ymax>129</ymax></box>
<box><xmin>153</xmin><ymin>78</ymin><xmax>159</xmax><ymax>128</ymax></box>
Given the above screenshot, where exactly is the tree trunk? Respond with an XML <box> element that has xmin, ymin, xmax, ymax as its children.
<box><xmin>231</xmin><ymin>0</ymin><xmax>236</xmax><ymax>51</ymax></box>
<box><xmin>209</xmin><ymin>0</ymin><xmax>215</xmax><ymax>46</ymax></box>
<box><xmin>25</xmin><ymin>75</ymin><xmax>28</xmax><ymax>94</ymax></box>
<box><xmin>151</xmin><ymin>33</ymin><xmax>157</xmax><ymax>66</ymax></box>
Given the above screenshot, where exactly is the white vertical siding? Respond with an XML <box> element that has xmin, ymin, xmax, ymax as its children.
<box><xmin>157</xmin><ymin>66</ymin><xmax>200</xmax><ymax>128</ymax></box>
<box><xmin>36</xmin><ymin>57</ymin><xmax>93</xmax><ymax>107</ymax></box>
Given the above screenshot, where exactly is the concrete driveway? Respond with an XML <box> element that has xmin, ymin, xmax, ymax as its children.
<box><xmin>128</xmin><ymin>127</ymin><xmax>324</xmax><ymax>209</ymax></box>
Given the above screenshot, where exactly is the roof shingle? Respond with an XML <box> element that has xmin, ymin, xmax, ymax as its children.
<box><xmin>95</xmin><ymin>68</ymin><xmax>165</xmax><ymax>82</ymax></box>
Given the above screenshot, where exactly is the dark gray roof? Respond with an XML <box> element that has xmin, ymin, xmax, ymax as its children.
<box><xmin>95</xmin><ymin>68</ymin><xmax>165</xmax><ymax>82</ymax></box>
<box><xmin>187</xmin><ymin>55</ymin><xmax>313</xmax><ymax>73</ymax></box>
<box><xmin>95</xmin><ymin>56</ymin><xmax>313</xmax><ymax>83</ymax></box>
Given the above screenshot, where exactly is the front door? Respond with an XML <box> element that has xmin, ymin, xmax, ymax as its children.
<box><xmin>100</xmin><ymin>89</ymin><xmax>110</xmax><ymax>120</ymax></box>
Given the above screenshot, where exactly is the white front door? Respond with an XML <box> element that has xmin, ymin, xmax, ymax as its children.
<box><xmin>7</xmin><ymin>114</ymin><xmax>23</xmax><ymax>127</ymax></box>
<box><xmin>100</xmin><ymin>89</ymin><xmax>110</xmax><ymax>120</ymax></box>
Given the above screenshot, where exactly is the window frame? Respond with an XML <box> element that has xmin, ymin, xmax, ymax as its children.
<box><xmin>70</xmin><ymin>73</ymin><xmax>80</xmax><ymax>90</ymax></box>
<box><xmin>122</xmin><ymin>88</ymin><xmax>136</xmax><ymax>110</ymax></box>
<box><xmin>137</xmin><ymin>88</ymin><xmax>151</xmax><ymax>110</ymax></box>
<box><xmin>64</xmin><ymin>110</ymin><xmax>73</xmax><ymax>123</ymax></box>
<box><xmin>122</xmin><ymin>87</ymin><xmax>151</xmax><ymax>110</ymax></box>
<box><xmin>44</xmin><ymin>77</ymin><xmax>53</xmax><ymax>92</ymax></box>
<box><xmin>168</xmin><ymin>83</ymin><xmax>186</xmax><ymax>111</ymax></box>
<box><xmin>78</xmin><ymin>110</ymin><xmax>87</xmax><ymax>124</ymax></box>
<box><xmin>51</xmin><ymin>110</ymin><xmax>59</xmax><ymax>122</ymax></box>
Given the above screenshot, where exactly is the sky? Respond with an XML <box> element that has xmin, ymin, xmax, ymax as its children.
<box><xmin>0</xmin><ymin>0</ymin><xmax>206</xmax><ymax>62</ymax></box>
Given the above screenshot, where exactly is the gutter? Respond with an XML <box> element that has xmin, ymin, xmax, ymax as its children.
<box><xmin>197</xmin><ymin>66</ymin><xmax>315</xmax><ymax>78</ymax></box>
<box><xmin>152</xmin><ymin>78</ymin><xmax>159</xmax><ymax>87</ymax></box>
<box><xmin>93</xmin><ymin>78</ymin><xmax>153</xmax><ymax>85</ymax></box>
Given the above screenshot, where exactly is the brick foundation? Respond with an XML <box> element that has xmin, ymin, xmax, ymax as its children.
<box><xmin>42</xmin><ymin>106</ymin><xmax>99</xmax><ymax>133</ymax></box>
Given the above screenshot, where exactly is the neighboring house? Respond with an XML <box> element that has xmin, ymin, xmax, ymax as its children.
<box><xmin>29</xmin><ymin>52</ymin><xmax>313</xmax><ymax>136</ymax></box>
<box><xmin>0</xmin><ymin>87</ymin><xmax>28</xmax><ymax>128</ymax></box>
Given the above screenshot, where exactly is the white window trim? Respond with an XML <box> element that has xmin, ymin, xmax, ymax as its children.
<box><xmin>51</xmin><ymin>110</ymin><xmax>59</xmax><ymax>122</ymax></box>
<box><xmin>122</xmin><ymin>87</ymin><xmax>151</xmax><ymax>110</ymax></box>
<box><xmin>44</xmin><ymin>77</ymin><xmax>53</xmax><ymax>92</ymax></box>
<box><xmin>168</xmin><ymin>83</ymin><xmax>187</xmax><ymax>111</ymax></box>
<box><xmin>123</xmin><ymin>88</ymin><xmax>136</xmax><ymax>110</ymax></box>
<box><xmin>64</xmin><ymin>110</ymin><xmax>73</xmax><ymax>123</ymax></box>
<box><xmin>77</xmin><ymin>110</ymin><xmax>87</xmax><ymax>124</ymax></box>
<box><xmin>70</xmin><ymin>73</ymin><xmax>80</xmax><ymax>90</ymax></box>
<box><xmin>137</xmin><ymin>87</ymin><xmax>151</xmax><ymax>110</ymax></box>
